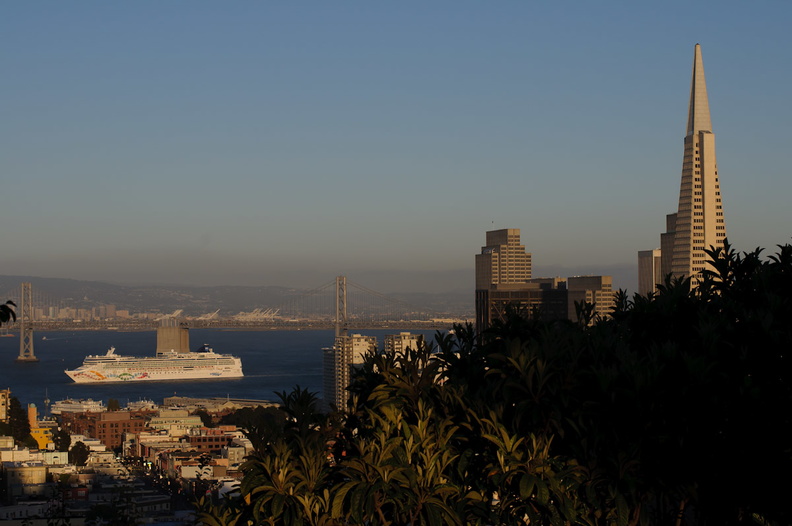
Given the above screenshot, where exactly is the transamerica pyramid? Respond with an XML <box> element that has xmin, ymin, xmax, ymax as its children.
<box><xmin>669</xmin><ymin>43</ymin><xmax>727</xmax><ymax>287</ymax></box>
<box><xmin>640</xmin><ymin>44</ymin><xmax>727</xmax><ymax>293</ymax></box>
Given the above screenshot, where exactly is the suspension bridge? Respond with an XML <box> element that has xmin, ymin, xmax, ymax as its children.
<box><xmin>0</xmin><ymin>276</ymin><xmax>463</xmax><ymax>339</ymax></box>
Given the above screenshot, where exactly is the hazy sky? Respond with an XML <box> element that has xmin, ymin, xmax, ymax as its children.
<box><xmin>3</xmin><ymin>2</ymin><xmax>791</xmax><ymax>294</ymax></box>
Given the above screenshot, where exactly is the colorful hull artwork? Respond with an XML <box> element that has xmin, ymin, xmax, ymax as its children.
<box><xmin>65</xmin><ymin>346</ymin><xmax>243</xmax><ymax>383</ymax></box>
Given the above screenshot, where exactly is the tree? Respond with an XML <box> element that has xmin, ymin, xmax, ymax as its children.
<box><xmin>219</xmin><ymin>405</ymin><xmax>287</xmax><ymax>454</ymax></box>
<box><xmin>7</xmin><ymin>396</ymin><xmax>31</xmax><ymax>444</ymax></box>
<box><xmin>198</xmin><ymin>241</ymin><xmax>792</xmax><ymax>525</ymax></box>
<box><xmin>107</xmin><ymin>398</ymin><xmax>121</xmax><ymax>411</ymax></box>
<box><xmin>194</xmin><ymin>409</ymin><xmax>214</xmax><ymax>428</ymax></box>
<box><xmin>0</xmin><ymin>300</ymin><xmax>15</xmax><ymax>324</ymax></box>
<box><xmin>69</xmin><ymin>441</ymin><xmax>90</xmax><ymax>467</ymax></box>
<box><xmin>52</xmin><ymin>427</ymin><xmax>72</xmax><ymax>452</ymax></box>
<box><xmin>275</xmin><ymin>385</ymin><xmax>323</xmax><ymax>440</ymax></box>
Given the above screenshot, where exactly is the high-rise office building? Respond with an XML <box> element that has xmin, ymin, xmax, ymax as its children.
<box><xmin>474</xmin><ymin>229</ymin><xmax>611</xmax><ymax>330</ymax></box>
<box><xmin>671</xmin><ymin>43</ymin><xmax>727</xmax><ymax>286</ymax></box>
<box><xmin>639</xmin><ymin>44</ymin><xmax>727</xmax><ymax>291</ymax></box>
<box><xmin>477</xmin><ymin>284</ymin><xmax>569</xmax><ymax>332</ymax></box>
<box><xmin>637</xmin><ymin>249</ymin><xmax>662</xmax><ymax>296</ymax></box>
<box><xmin>475</xmin><ymin>229</ymin><xmax>532</xmax><ymax>289</ymax></box>
<box><xmin>0</xmin><ymin>388</ymin><xmax>10</xmax><ymax>423</ymax></box>
<box><xmin>567</xmin><ymin>276</ymin><xmax>615</xmax><ymax>322</ymax></box>
<box><xmin>475</xmin><ymin>229</ymin><xmax>533</xmax><ymax>332</ymax></box>
<box><xmin>660</xmin><ymin>213</ymin><xmax>678</xmax><ymax>283</ymax></box>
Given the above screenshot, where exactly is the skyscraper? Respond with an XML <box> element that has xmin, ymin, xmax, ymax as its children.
<box><xmin>323</xmin><ymin>333</ymin><xmax>377</xmax><ymax>410</ymax></box>
<box><xmin>475</xmin><ymin>229</ymin><xmax>532</xmax><ymax>289</ymax></box>
<box><xmin>637</xmin><ymin>249</ymin><xmax>662</xmax><ymax>296</ymax></box>
<box><xmin>567</xmin><ymin>276</ymin><xmax>615</xmax><ymax>322</ymax></box>
<box><xmin>639</xmin><ymin>44</ymin><xmax>727</xmax><ymax>291</ymax></box>
<box><xmin>474</xmin><ymin>229</ymin><xmax>611</xmax><ymax>330</ymax></box>
<box><xmin>475</xmin><ymin>229</ymin><xmax>534</xmax><ymax>332</ymax></box>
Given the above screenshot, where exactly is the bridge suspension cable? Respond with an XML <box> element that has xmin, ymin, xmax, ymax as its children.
<box><xmin>273</xmin><ymin>276</ymin><xmax>440</xmax><ymax>325</ymax></box>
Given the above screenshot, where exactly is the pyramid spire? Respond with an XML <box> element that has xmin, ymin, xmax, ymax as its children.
<box><xmin>686</xmin><ymin>43</ymin><xmax>712</xmax><ymax>135</ymax></box>
<box><xmin>641</xmin><ymin>44</ymin><xmax>727</xmax><ymax>294</ymax></box>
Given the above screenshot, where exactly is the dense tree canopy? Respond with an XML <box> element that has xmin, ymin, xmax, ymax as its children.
<box><xmin>69</xmin><ymin>440</ymin><xmax>90</xmax><ymax>467</ymax></box>
<box><xmin>195</xmin><ymin>409</ymin><xmax>215</xmax><ymax>428</ymax></box>
<box><xmin>7</xmin><ymin>396</ymin><xmax>31</xmax><ymax>444</ymax></box>
<box><xmin>198</xmin><ymin>241</ymin><xmax>792</xmax><ymax>525</ymax></box>
<box><xmin>53</xmin><ymin>426</ymin><xmax>72</xmax><ymax>452</ymax></box>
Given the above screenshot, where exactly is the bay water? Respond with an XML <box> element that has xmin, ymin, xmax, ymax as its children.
<box><xmin>0</xmin><ymin>328</ymin><xmax>440</xmax><ymax>409</ymax></box>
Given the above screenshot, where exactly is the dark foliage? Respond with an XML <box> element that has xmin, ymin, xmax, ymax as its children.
<box><xmin>194</xmin><ymin>409</ymin><xmax>215</xmax><ymax>428</ymax></box>
<box><xmin>69</xmin><ymin>441</ymin><xmax>90</xmax><ymax>467</ymax></box>
<box><xmin>0</xmin><ymin>300</ymin><xmax>15</xmax><ymax>324</ymax></box>
<box><xmin>198</xmin><ymin>241</ymin><xmax>792</xmax><ymax>525</ymax></box>
<box><xmin>52</xmin><ymin>427</ymin><xmax>72</xmax><ymax>452</ymax></box>
<box><xmin>7</xmin><ymin>396</ymin><xmax>30</xmax><ymax>443</ymax></box>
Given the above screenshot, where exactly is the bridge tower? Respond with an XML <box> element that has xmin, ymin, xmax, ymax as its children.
<box><xmin>16</xmin><ymin>282</ymin><xmax>38</xmax><ymax>362</ymax></box>
<box><xmin>335</xmin><ymin>275</ymin><xmax>348</xmax><ymax>338</ymax></box>
<box><xmin>325</xmin><ymin>276</ymin><xmax>352</xmax><ymax>409</ymax></box>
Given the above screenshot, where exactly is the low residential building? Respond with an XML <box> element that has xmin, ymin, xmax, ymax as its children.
<box><xmin>186</xmin><ymin>426</ymin><xmax>242</xmax><ymax>454</ymax></box>
<box><xmin>27</xmin><ymin>404</ymin><xmax>59</xmax><ymax>450</ymax></box>
<box><xmin>87</xmin><ymin>411</ymin><xmax>149</xmax><ymax>450</ymax></box>
<box><xmin>148</xmin><ymin>409</ymin><xmax>203</xmax><ymax>436</ymax></box>
<box><xmin>130</xmin><ymin>431</ymin><xmax>190</xmax><ymax>464</ymax></box>
<box><xmin>42</xmin><ymin>450</ymin><xmax>69</xmax><ymax>465</ymax></box>
<box><xmin>162</xmin><ymin>396</ymin><xmax>276</xmax><ymax>413</ymax></box>
<box><xmin>2</xmin><ymin>461</ymin><xmax>49</xmax><ymax>500</ymax></box>
<box><xmin>69</xmin><ymin>435</ymin><xmax>106</xmax><ymax>452</ymax></box>
<box><xmin>0</xmin><ymin>501</ymin><xmax>51</xmax><ymax>520</ymax></box>
<box><xmin>0</xmin><ymin>446</ymin><xmax>40</xmax><ymax>463</ymax></box>
<box><xmin>222</xmin><ymin>444</ymin><xmax>247</xmax><ymax>471</ymax></box>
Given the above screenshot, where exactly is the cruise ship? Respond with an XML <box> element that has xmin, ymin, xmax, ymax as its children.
<box><xmin>65</xmin><ymin>345</ymin><xmax>244</xmax><ymax>383</ymax></box>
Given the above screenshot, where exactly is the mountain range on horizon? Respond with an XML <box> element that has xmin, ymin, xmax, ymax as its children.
<box><xmin>0</xmin><ymin>274</ymin><xmax>474</xmax><ymax>318</ymax></box>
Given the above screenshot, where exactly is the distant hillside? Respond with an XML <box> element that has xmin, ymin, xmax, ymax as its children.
<box><xmin>0</xmin><ymin>275</ymin><xmax>302</xmax><ymax>316</ymax></box>
<box><xmin>0</xmin><ymin>276</ymin><xmax>473</xmax><ymax>318</ymax></box>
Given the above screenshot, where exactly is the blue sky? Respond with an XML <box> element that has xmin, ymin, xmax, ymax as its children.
<box><xmin>2</xmin><ymin>2</ymin><xmax>791</xmax><ymax>293</ymax></box>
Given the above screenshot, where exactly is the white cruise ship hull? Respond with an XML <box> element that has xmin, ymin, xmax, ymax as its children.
<box><xmin>65</xmin><ymin>347</ymin><xmax>244</xmax><ymax>383</ymax></box>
